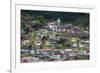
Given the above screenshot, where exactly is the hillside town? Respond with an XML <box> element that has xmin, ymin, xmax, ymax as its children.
<box><xmin>21</xmin><ymin>10</ymin><xmax>89</xmax><ymax>63</ymax></box>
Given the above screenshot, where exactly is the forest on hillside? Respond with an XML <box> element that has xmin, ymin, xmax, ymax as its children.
<box><xmin>21</xmin><ymin>10</ymin><xmax>89</xmax><ymax>28</ymax></box>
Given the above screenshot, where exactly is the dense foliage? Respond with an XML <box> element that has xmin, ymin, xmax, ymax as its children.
<box><xmin>21</xmin><ymin>10</ymin><xmax>89</xmax><ymax>28</ymax></box>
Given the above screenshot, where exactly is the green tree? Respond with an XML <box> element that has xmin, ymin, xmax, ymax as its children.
<box><xmin>35</xmin><ymin>15</ymin><xmax>45</xmax><ymax>24</ymax></box>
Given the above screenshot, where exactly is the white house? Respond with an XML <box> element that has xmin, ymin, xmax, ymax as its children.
<box><xmin>47</xmin><ymin>22</ymin><xmax>57</xmax><ymax>29</ymax></box>
<box><xmin>72</xmin><ymin>43</ymin><xmax>78</xmax><ymax>47</ymax></box>
<box><xmin>34</xmin><ymin>40</ymin><xmax>42</xmax><ymax>46</ymax></box>
<box><xmin>22</xmin><ymin>40</ymin><xmax>30</xmax><ymax>45</ymax></box>
<box><xmin>45</xmin><ymin>41</ymin><xmax>50</xmax><ymax>45</ymax></box>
